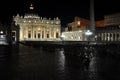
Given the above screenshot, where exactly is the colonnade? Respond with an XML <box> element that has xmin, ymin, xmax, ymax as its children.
<box><xmin>96</xmin><ymin>32</ymin><xmax>120</xmax><ymax>42</ymax></box>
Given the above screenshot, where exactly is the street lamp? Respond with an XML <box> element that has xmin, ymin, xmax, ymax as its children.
<box><xmin>85</xmin><ymin>30</ymin><xmax>93</xmax><ymax>36</ymax></box>
<box><xmin>60</xmin><ymin>33</ymin><xmax>65</xmax><ymax>41</ymax></box>
<box><xmin>0</xmin><ymin>31</ymin><xmax>3</xmax><ymax>34</ymax></box>
<box><xmin>77</xmin><ymin>21</ymin><xmax>80</xmax><ymax>26</ymax></box>
<box><xmin>85</xmin><ymin>30</ymin><xmax>93</xmax><ymax>42</ymax></box>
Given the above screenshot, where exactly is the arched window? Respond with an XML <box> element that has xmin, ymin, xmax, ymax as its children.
<box><xmin>38</xmin><ymin>33</ymin><xmax>40</xmax><ymax>38</ymax></box>
<box><xmin>56</xmin><ymin>32</ymin><xmax>59</xmax><ymax>38</ymax></box>
<box><xmin>34</xmin><ymin>31</ymin><xmax>36</xmax><ymax>38</ymax></box>
<box><xmin>47</xmin><ymin>34</ymin><xmax>49</xmax><ymax>38</ymax></box>
<box><xmin>28</xmin><ymin>31</ymin><xmax>31</xmax><ymax>38</ymax></box>
<box><xmin>46</xmin><ymin>31</ymin><xmax>49</xmax><ymax>38</ymax></box>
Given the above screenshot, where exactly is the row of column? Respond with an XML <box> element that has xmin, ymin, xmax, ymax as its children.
<box><xmin>97</xmin><ymin>32</ymin><xmax>120</xmax><ymax>41</ymax></box>
<box><xmin>20</xmin><ymin>26</ymin><xmax>60</xmax><ymax>41</ymax></box>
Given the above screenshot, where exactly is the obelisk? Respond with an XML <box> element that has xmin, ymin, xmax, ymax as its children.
<box><xmin>90</xmin><ymin>0</ymin><xmax>95</xmax><ymax>41</ymax></box>
<box><xmin>90</xmin><ymin>0</ymin><xmax>95</xmax><ymax>30</ymax></box>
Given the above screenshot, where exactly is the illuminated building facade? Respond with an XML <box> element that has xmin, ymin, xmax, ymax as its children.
<box><xmin>104</xmin><ymin>13</ymin><xmax>120</xmax><ymax>26</ymax></box>
<box><xmin>96</xmin><ymin>13</ymin><xmax>120</xmax><ymax>42</ymax></box>
<box><xmin>62</xmin><ymin>13</ymin><xmax>120</xmax><ymax>42</ymax></box>
<box><xmin>66</xmin><ymin>17</ymin><xmax>89</xmax><ymax>31</ymax></box>
<box><xmin>62</xmin><ymin>0</ymin><xmax>95</xmax><ymax>41</ymax></box>
<box><xmin>13</xmin><ymin>4</ymin><xmax>61</xmax><ymax>41</ymax></box>
<box><xmin>61</xmin><ymin>17</ymin><xmax>89</xmax><ymax>41</ymax></box>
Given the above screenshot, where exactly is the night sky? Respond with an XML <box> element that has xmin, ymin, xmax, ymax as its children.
<box><xmin>0</xmin><ymin>0</ymin><xmax>120</xmax><ymax>26</ymax></box>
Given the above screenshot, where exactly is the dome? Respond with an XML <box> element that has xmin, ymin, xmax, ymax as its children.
<box><xmin>24</xmin><ymin>14</ymin><xmax>40</xmax><ymax>19</ymax></box>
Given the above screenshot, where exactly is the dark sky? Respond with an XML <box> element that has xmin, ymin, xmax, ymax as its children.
<box><xmin>0</xmin><ymin>0</ymin><xmax>120</xmax><ymax>25</ymax></box>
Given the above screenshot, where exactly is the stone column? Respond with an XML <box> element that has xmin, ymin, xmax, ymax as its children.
<box><xmin>20</xmin><ymin>26</ymin><xmax>23</xmax><ymax>41</ymax></box>
<box><xmin>26</xmin><ymin>26</ymin><xmax>28</xmax><ymax>39</ymax></box>
<box><xmin>49</xmin><ymin>26</ymin><xmax>51</xmax><ymax>39</ymax></box>
<box><xmin>111</xmin><ymin>33</ymin><xmax>113</xmax><ymax>41</ymax></box>
<box><xmin>32</xmin><ymin>25</ymin><xmax>34</xmax><ymax>39</ymax></box>
<box><xmin>101</xmin><ymin>33</ymin><xmax>104</xmax><ymax>41</ymax></box>
<box><xmin>44</xmin><ymin>27</ymin><xmax>45</xmax><ymax>39</ymax></box>
<box><xmin>40</xmin><ymin>28</ymin><xmax>42</xmax><ymax>39</ymax></box>
<box><xmin>90</xmin><ymin>0</ymin><xmax>95</xmax><ymax>30</ymax></box>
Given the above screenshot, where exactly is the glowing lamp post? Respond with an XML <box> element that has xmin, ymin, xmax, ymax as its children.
<box><xmin>60</xmin><ymin>34</ymin><xmax>65</xmax><ymax>41</ymax></box>
<box><xmin>77</xmin><ymin>21</ymin><xmax>80</xmax><ymax>26</ymax></box>
<box><xmin>85</xmin><ymin>30</ymin><xmax>93</xmax><ymax>36</ymax></box>
<box><xmin>77</xmin><ymin>21</ymin><xmax>80</xmax><ymax>29</ymax></box>
<box><xmin>0</xmin><ymin>31</ymin><xmax>3</xmax><ymax>34</ymax></box>
<box><xmin>85</xmin><ymin>30</ymin><xmax>93</xmax><ymax>41</ymax></box>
